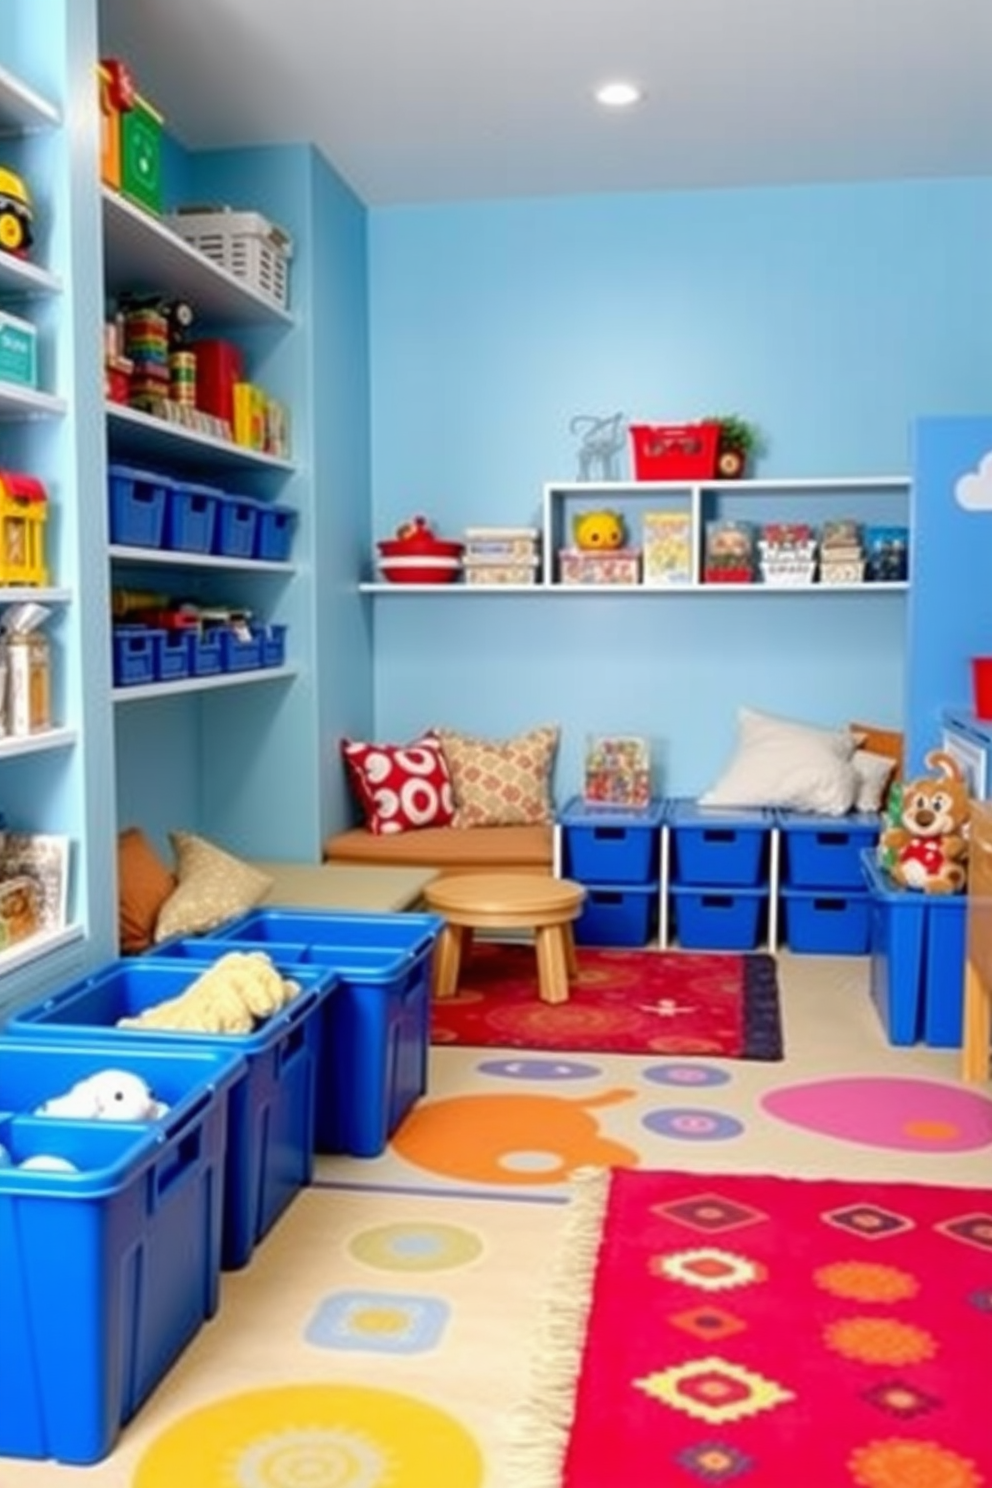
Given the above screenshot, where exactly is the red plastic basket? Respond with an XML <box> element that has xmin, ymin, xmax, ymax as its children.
<box><xmin>629</xmin><ymin>421</ymin><xmax>720</xmax><ymax>480</ymax></box>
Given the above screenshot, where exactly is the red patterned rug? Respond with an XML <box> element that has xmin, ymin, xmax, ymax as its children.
<box><xmin>507</xmin><ymin>1167</ymin><xmax>992</xmax><ymax>1488</ymax></box>
<box><xmin>430</xmin><ymin>944</ymin><xmax>783</xmax><ymax>1060</ymax></box>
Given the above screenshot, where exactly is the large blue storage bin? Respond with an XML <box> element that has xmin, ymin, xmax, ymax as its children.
<box><xmin>212</xmin><ymin>494</ymin><xmax>260</xmax><ymax>559</ymax></box>
<box><xmin>573</xmin><ymin>881</ymin><xmax>658</xmax><ymax>946</ymax></box>
<box><xmin>0</xmin><ymin>1039</ymin><xmax>242</xmax><ymax>1464</ymax></box>
<box><xmin>112</xmin><ymin>625</ymin><xmax>161</xmax><ymax>687</ymax></box>
<box><xmin>560</xmin><ymin>797</ymin><xmax>664</xmax><ymax>884</ymax></box>
<box><xmin>107</xmin><ymin>463</ymin><xmax>170</xmax><ymax>548</ymax></box>
<box><xmin>163</xmin><ymin>479</ymin><xmax>221</xmax><ymax>553</ymax></box>
<box><xmin>778</xmin><ymin>810</ymin><xmax>880</xmax><ymax>889</ymax></box>
<box><xmin>780</xmin><ymin>886</ymin><xmax>871</xmax><ymax>955</ymax></box>
<box><xmin>668</xmin><ymin>799</ymin><xmax>772</xmax><ymax>887</ymax></box>
<box><xmin>254</xmin><ymin>504</ymin><xmax>297</xmax><ymax>562</ymax></box>
<box><xmin>669</xmin><ymin>883</ymin><xmax>768</xmax><ymax>950</ymax></box>
<box><xmin>8</xmin><ymin>957</ymin><xmax>336</xmax><ymax>1270</ymax></box>
<box><xmin>862</xmin><ymin>851</ymin><xmax>967</xmax><ymax>1047</ymax></box>
<box><xmin>208</xmin><ymin>909</ymin><xmax>442</xmax><ymax>1157</ymax></box>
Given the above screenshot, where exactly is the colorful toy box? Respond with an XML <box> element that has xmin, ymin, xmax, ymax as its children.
<box><xmin>641</xmin><ymin>510</ymin><xmax>693</xmax><ymax>585</ymax></box>
<box><xmin>0</xmin><ymin>308</ymin><xmax>37</xmax><ymax>388</ymax></box>
<box><xmin>559</xmin><ymin>548</ymin><xmax>640</xmax><ymax>585</ymax></box>
<box><xmin>99</xmin><ymin>59</ymin><xmax>164</xmax><ymax>216</ymax></box>
<box><xmin>584</xmin><ymin>736</ymin><xmax>651</xmax><ymax>808</ymax></box>
<box><xmin>0</xmin><ymin>471</ymin><xmax>48</xmax><ymax>585</ymax></box>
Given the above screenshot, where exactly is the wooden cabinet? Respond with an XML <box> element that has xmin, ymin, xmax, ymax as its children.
<box><xmin>963</xmin><ymin>798</ymin><xmax>992</xmax><ymax>1082</ymax></box>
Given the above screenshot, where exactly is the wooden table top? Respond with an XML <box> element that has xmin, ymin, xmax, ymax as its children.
<box><xmin>424</xmin><ymin>872</ymin><xmax>584</xmax><ymax>917</ymax></box>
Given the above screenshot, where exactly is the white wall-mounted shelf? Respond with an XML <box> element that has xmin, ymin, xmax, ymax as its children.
<box><xmin>0</xmin><ymin>384</ymin><xmax>67</xmax><ymax>419</ymax></box>
<box><xmin>110</xmin><ymin>545</ymin><xmax>293</xmax><ymax>576</ymax></box>
<box><xmin>0</xmin><ymin>586</ymin><xmax>72</xmax><ymax>605</ymax></box>
<box><xmin>0</xmin><ymin>61</ymin><xmax>59</xmax><ymax>133</ymax></box>
<box><xmin>106</xmin><ymin>403</ymin><xmax>295</xmax><ymax>472</ymax></box>
<box><xmin>0</xmin><ymin>253</ymin><xmax>61</xmax><ymax>298</ymax></box>
<box><xmin>102</xmin><ymin>189</ymin><xmax>293</xmax><ymax>327</ymax></box>
<box><xmin>359</xmin><ymin>580</ymin><xmax>910</xmax><ymax>595</ymax></box>
<box><xmin>0</xmin><ymin>726</ymin><xmax>77</xmax><ymax>759</ymax></box>
<box><xmin>0</xmin><ymin>923</ymin><xmax>84</xmax><ymax>978</ymax></box>
<box><xmin>112</xmin><ymin>665</ymin><xmax>298</xmax><ymax>704</ymax></box>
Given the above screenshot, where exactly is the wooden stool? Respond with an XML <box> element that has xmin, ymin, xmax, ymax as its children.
<box><xmin>424</xmin><ymin>872</ymin><xmax>585</xmax><ymax>1005</ymax></box>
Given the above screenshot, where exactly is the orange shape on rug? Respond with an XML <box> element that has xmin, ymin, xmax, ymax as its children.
<box><xmin>390</xmin><ymin>1088</ymin><xmax>639</xmax><ymax>1185</ymax></box>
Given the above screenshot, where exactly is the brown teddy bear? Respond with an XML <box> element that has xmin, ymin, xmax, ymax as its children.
<box><xmin>877</xmin><ymin>748</ymin><xmax>971</xmax><ymax>894</ymax></box>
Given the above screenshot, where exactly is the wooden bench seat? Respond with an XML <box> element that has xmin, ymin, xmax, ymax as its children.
<box><xmin>323</xmin><ymin>823</ymin><xmax>555</xmax><ymax>881</ymax></box>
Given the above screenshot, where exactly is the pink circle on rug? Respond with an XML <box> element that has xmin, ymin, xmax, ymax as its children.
<box><xmin>762</xmin><ymin>1077</ymin><xmax>992</xmax><ymax>1152</ymax></box>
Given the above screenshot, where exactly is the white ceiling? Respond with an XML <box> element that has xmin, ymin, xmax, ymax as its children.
<box><xmin>99</xmin><ymin>0</ymin><xmax>992</xmax><ymax>207</ymax></box>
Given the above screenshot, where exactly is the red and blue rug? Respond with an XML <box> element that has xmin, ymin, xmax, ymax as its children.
<box><xmin>509</xmin><ymin>1167</ymin><xmax>992</xmax><ymax>1488</ymax></box>
<box><xmin>430</xmin><ymin>944</ymin><xmax>783</xmax><ymax>1060</ymax></box>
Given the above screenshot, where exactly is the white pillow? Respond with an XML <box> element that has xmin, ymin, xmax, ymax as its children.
<box><xmin>851</xmin><ymin>748</ymin><xmax>897</xmax><ymax>813</ymax></box>
<box><xmin>699</xmin><ymin>707</ymin><xmax>858</xmax><ymax>816</ymax></box>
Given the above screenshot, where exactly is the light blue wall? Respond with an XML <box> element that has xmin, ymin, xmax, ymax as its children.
<box><xmin>366</xmin><ymin>177</ymin><xmax>992</xmax><ymax>802</ymax></box>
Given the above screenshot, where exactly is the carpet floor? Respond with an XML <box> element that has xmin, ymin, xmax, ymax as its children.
<box><xmin>1</xmin><ymin>952</ymin><xmax>991</xmax><ymax>1488</ymax></box>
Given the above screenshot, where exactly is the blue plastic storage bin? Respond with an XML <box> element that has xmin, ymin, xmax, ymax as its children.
<box><xmin>218</xmin><ymin>626</ymin><xmax>263</xmax><ymax>671</ymax></box>
<box><xmin>112</xmin><ymin>625</ymin><xmax>160</xmax><ymax>686</ymax></box>
<box><xmin>259</xmin><ymin>622</ymin><xmax>288</xmax><ymax>667</ymax></box>
<box><xmin>669</xmin><ymin>883</ymin><xmax>768</xmax><ymax>950</ymax></box>
<box><xmin>208</xmin><ymin>909</ymin><xmax>441</xmax><ymax>1157</ymax></box>
<box><xmin>560</xmin><ymin>797</ymin><xmax>663</xmax><ymax>884</ymax></box>
<box><xmin>189</xmin><ymin>626</ymin><xmax>224</xmax><ymax>677</ymax></box>
<box><xmin>574</xmin><ymin>881</ymin><xmax>658</xmax><ymax>946</ymax></box>
<box><xmin>668</xmin><ymin>799</ymin><xmax>772</xmax><ymax>887</ymax></box>
<box><xmin>8</xmin><ymin>957</ymin><xmax>336</xmax><ymax>1270</ymax></box>
<box><xmin>862</xmin><ymin>851</ymin><xmax>967</xmax><ymax>1047</ymax></box>
<box><xmin>0</xmin><ymin>1039</ymin><xmax>242</xmax><ymax>1465</ymax></box>
<box><xmin>149</xmin><ymin>628</ymin><xmax>191</xmax><ymax>683</ymax></box>
<box><xmin>778</xmin><ymin>810</ymin><xmax>880</xmax><ymax>889</ymax></box>
<box><xmin>163</xmin><ymin>479</ymin><xmax>221</xmax><ymax>553</ymax></box>
<box><xmin>254</xmin><ymin>504</ymin><xmax>297</xmax><ymax>562</ymax></box>
<box><xmin>107</xmin><ymin>463</ymin><xmax>171</xmax><ymax>548</ymax></box>
<box><xmin>212</xmin><ymin>494</ymin><xmax>260</xmax><ymax>559</ymax></box>
<box><xmin>779</xmin><ymin>886</ymin><xmax>870</xmax><ymax>954</ymax></box>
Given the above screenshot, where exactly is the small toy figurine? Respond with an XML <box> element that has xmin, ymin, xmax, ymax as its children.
<box><xmin>573</xmin><ymin>509</ymin><xmax>626</xmax><ymax>551</ymax></box>
<box><xmin>877</xmin><ymin>749</ymin><xmax>971</xmax><ymax>894</ymax></box>
<box><xmin>35</xmin><ymin>1069</ymin><xmax>169</xmax><ymax>1121</ymax></box>
<box><xmin>570</xmin><ymin>412</ymin><xmax>626</xmax><ymax>482</ymax></box>
<box><xmin>0</xmin><ymin>167</ymin><xmax>33</xmax><ymax>257</ymax></box>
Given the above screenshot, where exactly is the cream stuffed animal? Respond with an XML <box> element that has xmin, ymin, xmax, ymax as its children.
<box><xmin>118</xmin><ymin>951</ymin><xmax>300</xmax><ymax>1035</ymax></box>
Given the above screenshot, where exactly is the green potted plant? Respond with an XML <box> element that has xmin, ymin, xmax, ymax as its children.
<box><xmin>710</xmin><ymin>415</ymin><xmax>764</xmax><ymax>479</ymax></box>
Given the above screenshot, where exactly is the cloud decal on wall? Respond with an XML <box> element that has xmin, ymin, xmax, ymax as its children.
<box><xmin>955</xmin><ymin>451</ymin><xmax>992</xmax><ymax>510</ymax></box>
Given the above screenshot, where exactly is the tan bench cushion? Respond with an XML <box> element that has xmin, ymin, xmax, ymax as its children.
<box><xmin>324</xmin><ymin>823</ymin><xmax>554</xmax><ymax>878</ymax></box>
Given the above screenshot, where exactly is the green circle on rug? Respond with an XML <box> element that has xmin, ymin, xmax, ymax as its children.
<box><xmin>134</xmin><ymin>1383</ymin><xmax>484</xmax><ymax>1486</ymax></box>
<box><xmin>349</xmin><ymin>1220</ymin><xmax>484</xmax><ymax>1272</ymax></box>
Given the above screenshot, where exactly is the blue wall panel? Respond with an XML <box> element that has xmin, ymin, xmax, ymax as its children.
<box><xmin>366</xmin><ymin>177</ymin><xmax>992</xmax><ymax>793</ymax></box>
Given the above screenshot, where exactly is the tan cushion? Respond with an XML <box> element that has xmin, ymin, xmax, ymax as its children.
<box><xmin>154</xmin><ymin>832</ymin><xmax>274</xmax><ymax>942</ymax></box>
<box><xmin>118</xmin><ymin>827</ymin><xmax>177</xmax><ymax>954</ymax></box>
<box><xmin>435</xmin><ymin>724</ymin><xmax>559</xmax><ymax>828</ymax></box>
<box><xmin>325</xmin><ymin>823</ymin><xmax>554</xmax><ymax>876</ymax></box>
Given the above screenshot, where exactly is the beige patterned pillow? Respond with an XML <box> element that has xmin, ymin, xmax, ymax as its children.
<box><xmin>153</xmin><ymin>831</ymin><xmax>273</xmax><ymax>942</ymax></box>
<box><xmin>435</xmin><ymin>725</ymin><xmax>559</xmax><ymax>828</ymax></box>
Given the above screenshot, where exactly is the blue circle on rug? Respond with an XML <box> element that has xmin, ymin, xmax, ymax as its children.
<box><xmin>476</xmin><ymin>1057</ymin><xmax>602</xmax><ymax>1081</ymax></box>
<box><xmin>643</xmin><ymin>1063</ymin><xmax>732</xmax><ymax>1088</ymax></box>
<box><xmin>643</xmin><ymin>1107</ymin><xmax>745</xmax><ymax>1141</ymax></box>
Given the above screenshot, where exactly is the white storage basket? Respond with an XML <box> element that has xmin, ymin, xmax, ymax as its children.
<box><xmin>166</xmin><ymin>208</ymin><xmax>293</xmax><ymax>311</ymax></box>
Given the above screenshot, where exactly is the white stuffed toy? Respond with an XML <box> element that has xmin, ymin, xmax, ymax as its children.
<box><xmin>35</xmin><ymin>1068</ymin><xmax>169</xmax><ymax>1121</ymax></box>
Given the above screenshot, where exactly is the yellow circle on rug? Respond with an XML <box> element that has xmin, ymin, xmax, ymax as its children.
<box><xmin>134</xmin><ymin>1383</ymin><xmax>484</xmax><ymax>1487</ymax></box>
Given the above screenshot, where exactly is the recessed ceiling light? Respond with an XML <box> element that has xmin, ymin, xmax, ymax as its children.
<box><xmin>595</xmin><ymin>80</ymin><xmax>643</xmax><ymax>109</ymax></box>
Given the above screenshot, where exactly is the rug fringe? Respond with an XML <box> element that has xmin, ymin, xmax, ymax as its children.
<box><xmin>500</xmin><ymin>1166</ymin><xmax>611</xmax><ymax>1488</ymax></box>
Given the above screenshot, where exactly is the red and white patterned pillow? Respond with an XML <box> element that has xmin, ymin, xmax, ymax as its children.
<box><xmin>341</xmin><ymin>734</ymin><xmax>456</xmax><ymax>835</ymax></box>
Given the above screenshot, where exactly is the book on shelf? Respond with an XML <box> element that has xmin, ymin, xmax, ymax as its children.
<box><xmin>0</xmin><ymin>831</ymin><xmax>69</xmax><ymax>949</ymax></box>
